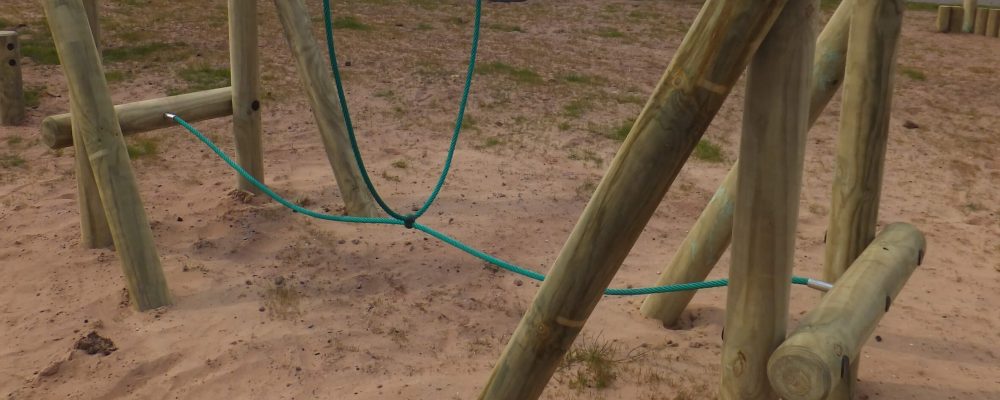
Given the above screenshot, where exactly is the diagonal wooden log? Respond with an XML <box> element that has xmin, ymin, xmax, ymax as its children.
<box><xmin>477</xmin><ymin>0</ymin><xmax>790</xmax><ymax>398</ymax></box>
<box><xmin>640</xmin><ymin>0</ymin><xmax>854</xmax><ymax>327</ymax></box>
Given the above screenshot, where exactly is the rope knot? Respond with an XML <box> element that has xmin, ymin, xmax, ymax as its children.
<box><xmin>403</xmin><ymin>215</ymin><xmax>417</xmax><ymax>229</ymax></box>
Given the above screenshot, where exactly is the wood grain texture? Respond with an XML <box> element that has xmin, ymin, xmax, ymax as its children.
<box><xmin>476</xmin><ymin>1</ymin><xmax>791</xmax><ymax>399</ymax></box>
<box><xmin>273</xmin><ymin>0</ymin><xmax>380</xmax><ymax>217</ymax></box>
<box><xmin>640</xmin><ymin>0</ymin><xmax>853</xmax><ymax>327</ymax></box>
<box><xmin>71</xmin><ymin>100</ymin><xmax>113</xmax><ymax>249</ymax></box>
<box><xmin>937</xmin><ymin>5</ymin><xmax>951</xmax><ymax>33</ymax></box>
<box><xmin>0</xmin><ymin>31</ymin><xmax>24</xmax><ymax>125</ymax></box>
<box><xmin>719</xmin><ymin>0</ymin><xmax>816</xmax><ymax>398</ymax></box>
<box><xmin>768</xmin><ymin>223</ymin><xmax>925</xmax><ymax>400</ymax></box>
<box><xmin>82</xmin><ymin>0</ymin><xmax>99</xmax><ymax>49</ymax></box>
<box><xmin>228</xmin><ymin>0</ymin><xmax>264</xmax><ymax>193</ymax></box>
<box><xmin>986</xmin><ymin>9</ymin><xmax>1000</xmax><ymax>37</ymax></box>
<box><xmin>42</xmin><ymin>87</ymin><xmax>233</xmax><ymax>149</ymax></box>
<box><xmin>975</xmin><ymin>7</ymin><xmax>989</xmax><ymax>34</ymax></box>
<box><xmin>43</xmin><ymin>0</ymin><xmax>170</xmax><ymax>310</ymax></box>
<box><xmin>948</xmin><ymin>6</ymin><xmax>964</xmax><ymax>32</ymax></box>
<box><xmin>964</xmin><ymin>0</ymin><xmax>978</xmax><ymax>32</ymax></box>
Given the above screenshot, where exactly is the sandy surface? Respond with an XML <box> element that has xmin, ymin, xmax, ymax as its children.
<box><xmin>1</xmin><ymin>1</ymin><xmax>999</xmax><ymax>399</ymax></box>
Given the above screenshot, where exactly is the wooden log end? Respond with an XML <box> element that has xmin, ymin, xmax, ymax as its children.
<box><xmin>767</xmin><ymin>344</ymin><xmax>835</xmax><ymax>400</ymax></box>
<box><xmin>41</xmin><ymin>116</ymin><xmax>67</xmax><ymax>148</ymax></box>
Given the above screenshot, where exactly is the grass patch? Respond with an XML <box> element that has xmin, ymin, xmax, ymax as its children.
<box><xmin>562</xmin><ymin>99</ymin><xmax>590</xmax><ymax>118</ymax></box>
<box><xmin>907</xmin><ymin>2</ymin><xmax>938</xmax><ymax>11</ymax></box>
<box><xmin>105</xmin><ymin>70</ymin><xmax>132</xmax><ymax>83</ymax></box>
<box><xmin>126</xmin><ymin>137</ymin><xmax>158</xmax><ymax>159</ymax></box>
<box><xmin>693</xmin><ymin>139</ymin><xmax>724</xmax><ymax>162</ymax></box>
<box><xmin>6</xmin><ymin>136</ymin><xmax>23</xmax><ymax>146</ymax></box>
<box><xmin>102</xmin><ymin>42</ymin><xmax>180</xmax><ymax>63</ymax></box>
<box><xmin>558</xmin><ymin>335</ymin><xmax>646</xmax><ymax>390</ymax></box>
<box><xmin>169</xmin><ymin>65</ymin><xmax>231</xmax><ymax>95</ymax></box>
<box><xmin>900</xmin><ymin>67</ymin><xmax>926</xmax><ymax>81</ymax></box>
<box><xmin>416</xmin><ymin>22</ymin><xmax>433</xmax><ymax>30</ymax></box>
<box><xmin>391</xmin><ymin>160</ymin><xmax>408</xmax><ymax>169</ymax></box>
<box><xmin>559</xmin><ymin>73</ymin><xmax>605</xmax><ymax>85</ymax></box>
<box><xmin>333</xmin><ymin>16</ymin><xmax>372</xmax><ymax>31</ymax></box>
<box><xmin>568</xmin><ymin>149</ymin><xmax>602</xmax><ymax>168</ymax></box>
<box><xmin>461</xmin><ymin>114</ymin><xmax>479</xmax><ymax>130</ymax></box>
<box><xmin>0</xmin><ymin>153</ymin><xmax>26</xmax><ymax>168</ymax></box>
<box><xmin>481</xmin><ymin>136</ymin><xmax>502</xmax><ymax>148</ymax></box>
<box><xmin>477</xmin><ymin>62</ymin><xmax>542</xmax><ymax>84</ymax></box>
<box><xmin>575</xmin><ymin>179</ymin><xmax>597</xmax><ymax>199</ymax></box>
<box><xmin>558</xmin><ymin>121</ymin><xmax>571</xmax><ymax>131</ymax></box>
<box><xmin>595</xmin><ymin>27</ymin><xmax>625</xmax><ymax>38</ymax></box>
<box><xmin>21</xmin><ymin>30</ymin><xmax>59</xmax><ymax>65</ymax></box>
<box><xmin>487</xmin><ymin>23</ymin><xmax>523</xmax><ymax>32</ymax></box>
<box><xmin>374</xmin><ymin>89</ymin><xmax>395</xmax><ymax>98</ymax></box>
<box><xmin>608</xmin><ymin>118</ymin><xmax>635</xmax><ymax>141</ymax></box>
<box><xmin>381</xmin><ymin>170</ymin><xmax>401</xmax><ymax>182</ymax></box>
<box><xmin>24</xmin><ymin>86</ymin><xmax>43</xmax><ymax>108</ymax></box>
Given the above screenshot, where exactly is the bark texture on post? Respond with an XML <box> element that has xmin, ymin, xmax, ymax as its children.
<box><xmin>273</xmin><ymin>0</ymin><xmax>380</xmax><ymax>217</ymax></box>
<box><xmin>477</xmin><ymin>1</ymin><xmax>792</xmax><ymax>399</ymax></box>
<box><xmin>719</xmin><ymin>0</ymin><xmax>816</xmax><ymax>398</ymax></box>
<box><xmin>228</xmin><ymin>0</ymin><xmax>265</xmax><ymax>193</ymax></box>
<box><xmin>0</xmin><ymin>31</ymin><xmax>24</xmax><ymax>126</ymax></box>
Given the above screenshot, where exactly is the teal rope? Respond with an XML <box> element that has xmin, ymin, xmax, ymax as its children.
<box><xmin>169</xmin><ymin>115</ymin><xmax>812</xmax><ymax>296</ymax></box>
<box><xmin>322</xmin><ymin>0</ymin><xmax>481</xmax><ymax>223</ymax></box>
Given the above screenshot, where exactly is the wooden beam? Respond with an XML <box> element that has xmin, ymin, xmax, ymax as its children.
<box><xmin>824</xmin><ymin>0</ymin><xmax>903</xmax><ymax>397</ymax></box>
<box><xmin>963</xmin><ymin>0</ymin><xmax>977</xmax><ymax>32</ymax></box>
<box><xmin>82</xmin><ymin>0</ymin><xmax>100</xmax><ymax>49</ymax></box>
<box><xmin>975</xmin><ymin>7</ymin><xmax>989</xmax><ymax>34</ymax></box>
<box><xmin>0</xmin><ymin>31</ymin><xmax>24</xmax><ymax>126</ymax></box>
<box><xmin>477</xmin><ymin>1</ymin><xmax>791</xmax><ymax>398</ymax></box>
<box><xmin>228</xmin><ymin>0</ymin><xmax>264</xmax><ymax>193</ymax></box>
<box><xmin>273</xmin><ymin>0</ymin><xmax>380</xmax><ymax>217</ymax></box>
<box><xmin>719</xmin><ymin>0</ymin><xmax>815</xmax><ymax>398</ymax></box>
<box><xmin>936</xmin><ymin>6</ymin><xmax>951</xmax><ymax>33</ymax></box>
<box><xmin>43</xmin><ymin>0</ymin><xmax>170</xmax><ymax>310</ymax></box>
<box><xmin>768</xmin><ymin>223</ymin><xmax>925</xmax><ymax>400</ymax></box>
<box><xmin>948</xmin><ymin>6</ymin><xmax>964</xmax><ymax>32</ymax></box>
<box><xmin>71</xmin><ymin>99</ymin><xmax>113</xmax><ymax>249</ymax></box>
<box><xmin>42</xmin><ymin>87</ymin><xmax>233</xmax><ymax>149</ymax></box>
<box><xmin>640</xmin><ymin>0</ymin><xmax>854</xmax><ymax>327</ymax></box>
<box><xmin>987</xmin><ymin>9</ymin><xmax>1000</xmax><ymax>37</ymax></box>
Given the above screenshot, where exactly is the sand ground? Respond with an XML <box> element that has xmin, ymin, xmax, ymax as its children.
<box><xmin>1</xmin><ymin>1</ymin><xmax>999</xmax><ymax>399</ymax></box>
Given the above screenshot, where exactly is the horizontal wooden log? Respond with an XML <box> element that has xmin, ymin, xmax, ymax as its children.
<box><xmin>41</xmin><ymin>86</ymin><xmax>233</xmax><ymax>149</ymax></box>
<box><xmin>767</xmin><ymin>223</ymin><xmax>925</xmax><ymax>400</ymax></box>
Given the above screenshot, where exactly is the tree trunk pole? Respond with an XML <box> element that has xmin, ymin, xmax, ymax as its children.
<box><xmin>273</xmin><ymin>0</ymin><xmax>380</xmax><ymax>217</ymax></box>
<box><xmin>963</xmin><ymin>0</ymin><xmax>977</xmax><ymax>32</ymax></box>
<box><xmin>719</xmin><ymin>0</ymin><xmax>816</xmax><ymax>398</ymax></box>
<box><xmin>82</xmin><ymin>0</ymin><xmax>99</xmax><ymax>49</ymax></box>
<box><xmin>42</xmin><ymin>0</ymin><xmax>170</xmax><ymax>310</ymax></box>
<box><xmin>228</xmin><ymin>0</ymin><xmax>265</xmax><ymax>193</ymax></box>
<box><xmin>823</xmin><ymin>0</ymin><xmax>903</xmax><ymax>398</ymax></box>
<box><xmin>974</xmin><ymin>7</ymin><xmax>989</xmax><ymax>34</ymax></box>
<box><xmin>0</xmin><ymin>31</ymin><xmax>24</xmax><ymax>126</ymax></box>
<box><xmin>768</xmin><ymin>223</ymin><xmax>925</xmax><ymax>400</ymax></box>
<box><xmin>477</xmin><ymin>1</ymin><xmax>790</xmax><ymax>399</ymax></box>
<box><xmin>640</xmin><ymin>0</ymin><xmax>853</xmax><ymax>327</ymax></box>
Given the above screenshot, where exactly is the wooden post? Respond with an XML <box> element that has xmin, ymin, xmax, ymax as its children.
<box><xmin>42</xmin><ymin>87</ymin><xmax>233</xmax><ymax>148</ymax></box>
<box><xmin>948</xmin><ymin>6</ymin><xmax>965</xmax><ymax>32</ymax></box>
<box><xmin>640</xmin><ymin>0</ymin><xmax>854</xmax><ymax>327</ymax></box>
<box><xmin>273</xmin><ymin>0</ymin><xmax>380</xmax><ymax>217</ymax></box>
<box><xmin>228</xmin><ymin>0</ymin><xmax>264</xmax><ymax>194</ymax></box>
<box><xmin>975</xmin><ymin>7</ymin><xmax>989</xmax><ymax>34</ymax></box>
<box><xmin>768</xmin><ymin>223</ymin><xmax>925</xmax><ymax>400</ymax></box>
<box><xmin>477</xmin><ymin>1</ymin><xmax>791</xmax><ymax>399</ymax></box>
<box><xmin>824</xmin><ymin>0</ymin><xmax>903</xmax><ymax>397</ymax></box>
<box><xmin>936</xmin><ymin>6</ymin><xmax>951</xmax><ymax>33</ymax></box>
<box><xmin>82</xmin><ymin>0</ymin><xmax>99</xmax><ymax>49</ymax></box>
<box><xmin>0</xmin><ymin>31</ymin><xmax>24</xmax><ymax>126</ymax></box>
<box><xmin>719</xmin><ymin>0</ymin><xmax>815</xmax><ymax>398</ymax></box>
<box><xmin>963</xmin><ymin>0</ymin><xmax>977</xmax><ymax>32</ymax></box>
<box><xmin>987</xmin><ymin>9</ymin><xmax>1000</xmax><ymax>37</ymax></box>
<box><xmin>43</xmin><ymin>0</ymin><xmax>170</xmax><ymax>310</ymax></box>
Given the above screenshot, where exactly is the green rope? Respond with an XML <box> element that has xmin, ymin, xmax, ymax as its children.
<box><xmin>321</xmin><ymin>0</ymin><xmax>480</xmax><ymax>223</ymax></box>
<box><xmin>169</xmin><ymin>114</ymin><xmax>813</xmax><ymax>296</ymax></box>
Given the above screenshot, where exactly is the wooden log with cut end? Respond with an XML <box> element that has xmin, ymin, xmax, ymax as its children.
<box><xmin>719</xmin><ymin>0</ymin><xmax>815</xmax><ymax>398</ymax></box>
<box><xmin>41</xmin><ymin>87</ymin><xmax>233</xmax><ymax>149</ymax></box>
<box><xmin>273</xmin><ymin>0</ymin><xmax>380</xmax><ymax>217</ymax></box>
<box><xmin>228</xmin><ymin>0</ymin><xmax>264</xmax><ymax>193</ymax></box>
<box><xmin>768</xmin><ymin>223</ymin><xmax>925</xmax><ymax>400</ymax></box>
<box><xmin>936</xmin><ymin>5</ymin><xmax>951</xmax><ymax>33</ymax></box>
<box><xmin>640</xmin><ymin>0</ymin><xmax>854</xmax><ymax>327</ymax></box>
<box><xmin>42</xmin><ymin>0</ymin><xmax>170</xmax><ymax>311</ymax></box>
<box><xmin>0</xmin><ymin>31</ymin><xmax>24</xmax><ymax>126</ymax></box>
<box><xmin>476</xmin><ymin>0</ymin><xmax>792</xmax><ymax>399</ymax></box>
<box><xmin>987</xmin><ymin>9</ymin><xmax>1000</xmax><ymax>37</ymax></box>
<box><xmin>948</xmin><ymin>6</ymin><xmax>965</xmax><ymax>32</ymax></box>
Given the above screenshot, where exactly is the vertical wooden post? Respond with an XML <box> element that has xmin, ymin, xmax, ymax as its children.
<box><xmin>0</xmin><ymin>31</ymin><xmax>24</xmax><ymax>126</ymax></box>
<box><xmin>987</xmin><ymin>9</ymin><xmax>1000</xmax><ymax>37</ymax></box>
<box><xmin>82</xmin><ymin>0</ymin><xmax>100</xmax><ymax>49</ymax></box>
<box><xmin>640</xmin><ymin>0</ymin><xmax>853</xmax><ymax>327</ymax></box>
<box><xmin>936</xmin><ymin>6</ymin><xmax>951</xmax><ymax>33</ymax></box>
<box><xmin>477</xmin><ymin>1</ymin><xmax>791</xmax><ymax>399</ymax></box>
<box><xmin>43</xmin><ymin>0</ymin><xmax>170</xmax><ymax>310</ymax></box>
<box><xmin>975</xmin><ymin>7</ymin><xmax>989</xmax><ymax>34</ymax></box>
<box><xmin>228</xmin><ymin>0</ymin><xmax>265</xmax><ymax>193</ymax></box>
<box><xmin>948</xmin><ymin>6</ymin><xmax>965</xmax><ymax>32</ymax></box>
<box><xmin>273</xmin><ymin>0</ymin><xmax>379</xmax><ymax>217</ymax></box>
<box><xmin>963</xmin><ymin>0</ymin><xmax>977</xmax><ymax>32</ymax></box>
<box><xmin>768</xmin><ymin>223</ymin><xmax>925</xmax><ymax>400</ymax></box>
<box><xmin>824</xmin><ymin>0</ymin><xmax>903</xmax><ymax>398</ymax></box>
<box><xmin>719</xmin><ymin>0</ymin><xmax>815</xmax><ymax>398</ymax></box>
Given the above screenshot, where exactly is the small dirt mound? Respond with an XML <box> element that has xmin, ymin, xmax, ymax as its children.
<box><xmin>74</xmin><ymin>331</ymin><xmax>117</xmax><ymax>356</ymax></box>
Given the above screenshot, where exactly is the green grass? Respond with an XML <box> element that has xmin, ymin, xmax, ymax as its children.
<box><xmin>24</xmin><ymin>86</ymin><xmax>43</xmax><ymax>109</ymax></box>
<box><xmin>461</xmin><ymin>114</ymin><xmax>479</xmax><ymax>130</ymax></box>
<box><xmin>900</xmin><ymin>67</ymin><xmax>926</xmax><ymax>81</ymax></box>
<box><xmin>0</xmin><ymin>17</ymin><xmax>13</xmax><ymax>29</ymax></box>
<box><xmin>595</xmin><ymin>28</ymin><xmax>625</xmax><ymax>38</ymax></box>
<box><xmin>559</xmin><ymin>73</ymin><xmax>605</xmax><ymax>85</ymax></box>
<box><xmin>608</xmin><ymin>118</ymin><xmax>635</xmax><ymax>141</ymax></box>
<box><xmin>0</xmin><ymin>153</ymin><xmax>26</xmax><ymax>168</ymax></box>
<box><xmin>559</xmin><ymin>336</ymin><xmax>646</xmax><ymax>391</ymax></box>
<box><xmin>558</xmin><ymin>121</ymin><xmax>571</xmax><ymax>131</ymax></box>
<box><xmin>126</xmin><ymin>138</ymin><xmax>159</xmax><ymax>159</ymax></box>
<box><xmin>416</xmin><ymin>23</ymin><xmax>433</xmax><ymax>30</ymax></box>
<box><xmin>102</xmin><ymin>42</ymin><xmax>180</xmax><ymax>63</ymax></box>
<box><xmin>21</xmin><ymin>32</ymin><xmax>59</xmax><ymax>65</ymax></box>
<box><xmin>391</xmin><ymin>160</ymin><xmax>408</xmax><ymax>169</ymax></box>
<box><xmin>333</xmin><ymin>16</ymin><xmax>372</xmax><ymax>31</ymax></box>
<box><xmin>562</xmin><ymin>99</ymin><xmax>590</xmax><ymax>118</ymax></box>
<box><xmin>169</xmin><ymin>65</ymin><xmax>231</xmax><ymax>95</ymax></box>
<box><xmin>907</xmin><ymin>2</ymin><xmax>938</xmax><ymax>11</ymax></box>
<box><xmin>693</xmin><ymin>139</ymin><xmax>724</xmax><ymax>162</ymax></box>
<box><xmin>480</xmin><ymin>136</ymin><xmax>502</xmax><ymax>148</ymax></box>
<box><xmin>6</xmin><ymin>136</ymin><xmax>23</xmax><ymax>146</ymax></box>
<box><xmin>105</xmin><ymin>70</ymin><xmax>132</xmax><ymax>83</ymax></box>
<box><xmin>487</xmin><ymin>23</ymin><xmax>523</xmax><ymax>32</ymax></box>
<box><xmin>477</xmin><ymin>62</ymin><xmax>542</xmax><ymax>84</ymax></box>
<box><xmin>568</xmin><ymin>149</ymin><xmax>602</xmax><ymax>168</ymax></box>
<box><xmin>374</xmin><ymin>89</ymin><xmax>395</xmax><ymax>98</ymax></box>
